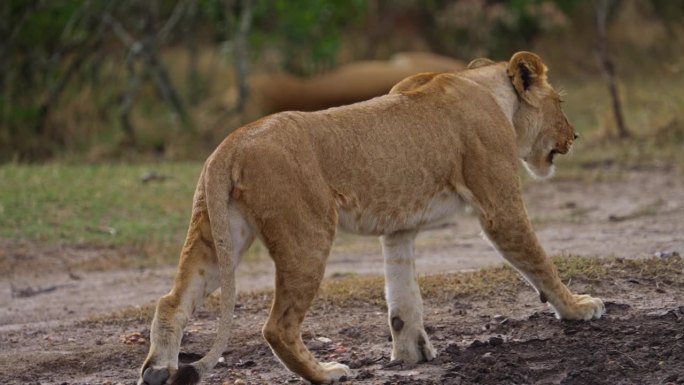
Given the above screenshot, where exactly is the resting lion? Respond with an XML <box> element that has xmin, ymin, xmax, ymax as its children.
<box><xmin>138</xmin><ymin>51</ymin><xmax>605</xmax><ymax>385</ymax></box>
<box><xmin>251</xmin><ymin>52</ymin><xmax>465</xmax><ymax>113</ymax></box>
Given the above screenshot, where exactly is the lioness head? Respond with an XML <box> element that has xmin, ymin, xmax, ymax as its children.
<box><xmin>506</xmin><ymin>51</ymin><xmax>576</xmax><ymax>179</ymax></box>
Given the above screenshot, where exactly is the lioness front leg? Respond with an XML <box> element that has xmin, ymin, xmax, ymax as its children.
<box><xmin>483</xmin><ymin>216</ymin><xmax>604</xmax><ymax>320</ymax></box>
<box><xmin>467</xmin><ymin>164</ymin><xmax>604</xmax><ymax>321</ymax></box>
<box><xmin>382</xmin><ymin>230</ymin><xmax>436</xmax><ymax>364</ymax></box>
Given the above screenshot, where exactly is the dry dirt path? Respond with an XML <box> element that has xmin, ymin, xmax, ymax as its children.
<box><xmin>1</xmin><ymin>170</ymin><xmax>683</xmax><ymax>332</ymax></box>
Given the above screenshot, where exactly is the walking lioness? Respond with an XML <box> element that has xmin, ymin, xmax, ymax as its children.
<box><xmin>138</xmin><ymin>51</ymin><xmax>604</xmax><ymax>385</ymax></box>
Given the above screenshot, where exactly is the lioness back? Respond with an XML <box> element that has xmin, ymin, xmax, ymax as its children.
<box><xmin>217</xmin><ymin>74</ymin><xmax>513</xmax><ymax>235</ymax></box>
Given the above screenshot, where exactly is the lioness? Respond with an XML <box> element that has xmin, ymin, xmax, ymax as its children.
<box><xmin>138</xmin><ymin>51</ymin><xmax>605</xmax><ymax>385</ymax></box>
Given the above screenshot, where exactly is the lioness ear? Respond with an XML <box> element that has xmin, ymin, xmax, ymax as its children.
<box><xmin>507</xmin><ymin>51</ymin><xmax>547</xmax><ymax>106</ymax></box>
<box><xmin>467</xmin><ymin>58</ymin><xmax>496</xmax><ymax>70</ymax></box>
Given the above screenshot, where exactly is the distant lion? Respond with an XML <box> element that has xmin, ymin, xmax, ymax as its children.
<box><xmin>138</xmin><ymin>51</ymin><xmax>604</xmax><ymax>385</ymax></box>
<box><xmin>250</xmin><ymin>51</ymin><xmax>465</xmax><ymax>113</ymax></box>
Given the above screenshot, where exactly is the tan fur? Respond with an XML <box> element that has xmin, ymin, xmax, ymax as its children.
<box><xmin>138</xmin><ymin>51</ymin><xmax>603</xmax><ymax>385</ymax></box>
<box><xmin>250</xmin><ymin>52</ymin><xmax>465</xmax><ymax>113</ymax></box>
<box><xmin>466</xmin><ymin>57</ymin><xmax>496</xmax><ymax>69</ymax></box>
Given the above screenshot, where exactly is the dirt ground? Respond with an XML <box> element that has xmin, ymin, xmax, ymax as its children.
<box><xmin>1</xmin><ymin>169</ymin><xmax>683</xmax><ymax>384</ymax></box>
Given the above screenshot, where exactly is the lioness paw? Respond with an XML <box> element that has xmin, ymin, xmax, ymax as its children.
<box><xmin>391</xmin><ymin>328</ymin><xmax>436</xmax><ymax>364</ymax></box>
<box><xmin>320</xmin><ymin>361</ymin><xmax>351</xmax><ymax>383</ymax></box>
<box><xmin>139</xmin><ymin>366</ymin><xmax>170</xmax><ymax>385</ymax></box>
<box><xmin>556</xmin><ymin>294</ymin><xmax>605</xmax><ymax>321</ymax></box>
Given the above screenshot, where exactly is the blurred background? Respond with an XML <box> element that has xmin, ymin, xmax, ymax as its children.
<box><xmin>1</xmin><ymin>0</ymin><xmax>683</xmax><ymax>270</ymax></box>
<box><xmin>2</xmin><ymin>3</ymin><xmax>684</xmax><ymax>381</ymax></box>
<box><xmin>1</xmin><ymin>0</ymin><xmax>683</xmax><ymax>163</ymax></box>
<box><xmin>2</xmin><ymin>0</ymin><xmax>684</xmax><ymax>366</ymax></box>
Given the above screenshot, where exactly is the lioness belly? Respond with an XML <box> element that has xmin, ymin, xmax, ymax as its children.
<box><xmin>337</xmin><ymin>190</ymin><xmax>463</xmax><ymax>235</ymax></box>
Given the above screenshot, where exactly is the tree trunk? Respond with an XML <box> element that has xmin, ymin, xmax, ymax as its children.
<box><xmin>231</xmin><ymin>0</ymin><xmax>254</xmax><ymax>113</ymax></box>
<box><xmin>185</xmin><ymin>0</ymin><xmax>200</xmax><ymax>105</ymax></box>
<box><xmin>596</xmin><ymin>0</ymin><xmax>630</xmax><ymax>139</ymax></box>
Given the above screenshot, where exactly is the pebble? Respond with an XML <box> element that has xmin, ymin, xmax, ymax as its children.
<box><xmin>655</xmin><ymin>251</ymin><xmax>680</xmax><ymax>259</ymax></box>
<box><xmin>488</xmin><ymin>336</ymin><xmax>504</xmax><ymax>346</ymax></box>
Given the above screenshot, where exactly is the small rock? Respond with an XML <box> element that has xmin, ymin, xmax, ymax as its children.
<box><xmin>334</xmin><ymin>346</ymin><xmax>349</xmax><ymax>354</ymax></box>
<box><xmin>608</xmin><ymin>214</ymin><xmax>623</xmax><ymax>222</ymax></box>
<box><xmin>338</xmin><ymin>326</ymin><xmax>362</xmax><ymax>338</ymax></box>
<box><xmin>316</xmin><ymin>336</ymin><xmax>332</xmax><ymax>344</ymax></box>
<box><xmin>234</xmin><ymin>380</ymin><xmax>247</xmax><ymax>385</ymax></box>
<box><xmin>481</xmin><ymin>352</ymin><xmax>495</xmax><ymax>364</ymax></box>
<box><xmin>236</xmin><ymin>360</ymin><xmax>255</xmax><ymax>368</ymax></box>
<box><xmin>647</xmin><ymin>309</ymin><xmax>676</xmax><ymax>318</ymax></box>
<box><xmin>382</xmin><ymin>359</ymin><xmax>404</xmax><ymax>369</ymax></box>
<box><xmin>488</xmin><ymin>336</ymin><xmax>504</xmax><ymax>346</ymax></box>
<box><xmin>307</xmin><ymin>340</ymin><xmax>328</xmax><ymax>351</ymax></box>
<box><xmin>655</xmin><ymin>251</ymin><xmax>681</xmax><ymax>259</ymax></box>
<box><xmin>445</xmin><ymin>343</ymin><xmax>460</xmax><ymax>355</ymax></box>
<box><xmin>120</xmin><ymin>332</ymin><xmax>147</xmax><ymax>345</ymax></box>
<box><xmin>140</xmin><ymin>171</ymin><xmax>168</xmax><ymax>184</ymax></box>
<box><xmin>356</xmin><ymin>370</ymin><xmax>374</xmax><ymax>380</ymax></box>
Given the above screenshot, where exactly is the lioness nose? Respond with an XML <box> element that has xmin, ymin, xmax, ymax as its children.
<box><xmin>574</xmin><ymin>133</ymin><xmax>579</xmax><ymax>140</ymax></box>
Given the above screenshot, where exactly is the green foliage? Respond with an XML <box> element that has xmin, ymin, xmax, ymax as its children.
<box><xmin>1</xmin><ymin>0</ymin><xmax>682</xmax><ymax>162</ymax></box>
<box><xmin>14</xmin><ymin>1</ymin><xmax>82</xmax><ymax>50</ymax></box>
<box><xmin>251</xmin><ymin>0</ymin><xmax>367</xmax><ymax>75</ymax></box>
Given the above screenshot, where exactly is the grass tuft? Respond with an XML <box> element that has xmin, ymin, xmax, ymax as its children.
<box><xmin>553</xmin><ymin>254</ymin><xmax>608</xmax><ymax>281</ymax></box>
<box><xmin>87</xmin><ymin>254</ymin><xmax>683</xmax><ymax>324</ymax></box>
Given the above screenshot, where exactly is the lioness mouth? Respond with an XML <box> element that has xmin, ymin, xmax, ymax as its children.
<box><xmin>548</xmin><ymin>149</ymin><xmax>559</xmax><ymax>164</ymax></box>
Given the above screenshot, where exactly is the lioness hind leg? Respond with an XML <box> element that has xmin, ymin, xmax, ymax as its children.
<box><xmin>382</xmin><ymin>231</ymin><xmax>436</xmax><ymax>364</ymax></box>
<box><xmin>139</xmin><ymin>209</ymin><xmax>218</xmax><ymax>385</ymax></box>
<box><xmin>140</xmin><ymin>204</ymin><xmax>254</xmax><ymax>385</ymax></box>
<box><xmin>262</xmin><ymin>251</ymin><xmax>350</xmax><ymax>384</ymax></box>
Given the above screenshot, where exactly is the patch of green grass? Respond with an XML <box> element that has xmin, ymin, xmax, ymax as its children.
<box><xmin>0</xmin><ymin>161</ymin><xmax>350</xmax><ymax>267</ymax></box>
<box><xmin>0</xmin><ymin>162</ymin><xmax>201</xmax><ymax>248</ymax></box>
